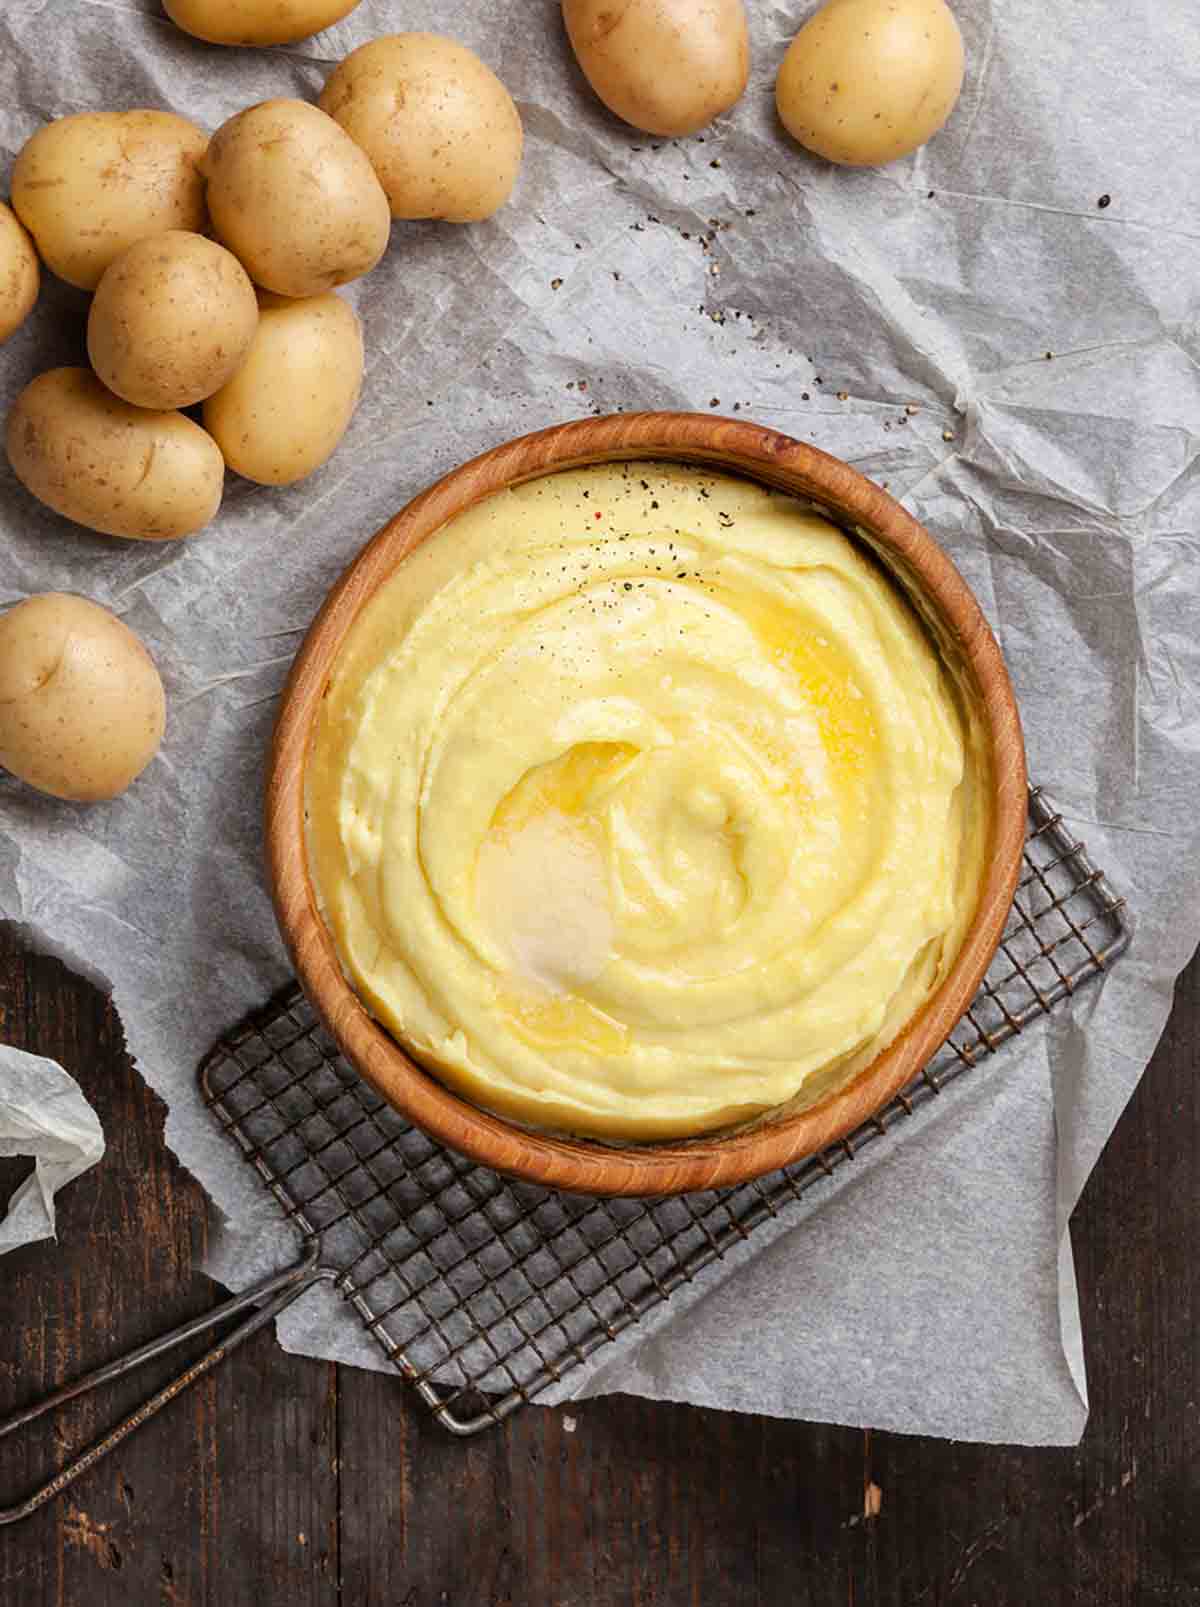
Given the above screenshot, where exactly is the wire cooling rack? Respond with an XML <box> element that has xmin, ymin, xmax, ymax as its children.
<box><xmin>199</xmin><ymin>785</ymin><xmax>1129</xmax><ymax>1435</ymax></box>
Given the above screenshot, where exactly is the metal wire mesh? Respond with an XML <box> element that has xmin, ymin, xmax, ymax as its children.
<box><xmin>200</xmin><ymin>785</ymin><xmax>1130</xmax><ymax>1435</ymax></box>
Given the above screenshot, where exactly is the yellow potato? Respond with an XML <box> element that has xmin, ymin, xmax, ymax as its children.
<box><xmin>88</xmin><ymin>231</ymin><xmax>258</xmax><ymax>410</ymax></box>
<box><xmin>0</xmin><ymin>202</ymin><xmax>39</xmax><ymax>344</ymax></box>
<box><xmin>164</xmin><ymin>0</ymin><xmax>362</xmax><ymax>46</ymax></box>
<box><xmin>319</xmin><ymin>34</ymin><xmax>523</xmax><ymax>223</ymax></box>
<box><xmin>203</xmin><ymin>100</ymin><xmax>390</xmax><ymax>298</ymax></box>
<box><xmin>776</xmin><ymin>0</ymin><xmax>965</xmax><ymax>166</ymax></box>
<box><xmin>203</xmin><ymin>292</ymin><xmax>363</xmax><ymax>485</ymax></box>
<box><xmin>11</xmin><ymin>111</ymin><xmax>208</xmax><ymax>291</ymax></box>
<box><xmin>563</xmin><ymin>0</ymin><xmax>749</xmax><ymax>137</ymax></box>
<box><xmin>0</xmin><ymin>593</ymin><xmax>165</xmax><ymax>802</ymax></box>
<box><xmin>6</xmin><ymin>368</ymin><xmax>224</xmax><ymax>541</ymax></box>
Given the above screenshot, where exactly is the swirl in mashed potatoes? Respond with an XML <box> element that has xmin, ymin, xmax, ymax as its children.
<box><xmin>306</xmin><ymin>462</ymin><xmax>987</xmax><ymax>1140</ymax></box>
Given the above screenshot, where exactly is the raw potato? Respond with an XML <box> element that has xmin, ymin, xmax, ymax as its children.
<box><xmin>0</xmin><ymin>202</ymin><xmax>39</xmax><ymax>344</ymax></box>
<box><xmin>11</xmin><ymin>111</ymin><xmax>208</xmax><ymax>291</ymax></box>
<box><xmin>164</xmin><ymin>0</ymin><xmax>362</xmax><ymax>46</ymax></box>
<box><xmin>776</xmin><ymin>0</ymin><xmax>965</xmax><ymax>166</ymax></box>
<box><xmin>0</xmin><ymin>593</ymin><xmax>165</xmax><ymax>802</ymax></box>
<box><xmin>7</xmin><ymin>368</ymin><xmax>224</xmax><ymax>541</ymax></box>
<box><xmin>319</xmin><ymin>34</ymin><xmax>523</xmax><ymax>223</ymax></box>
<box><xmin>203</xmin><ymin>100</ymin><xmax>390</xmax><ymax>298</ymax></box>
<box><xmin>203</xmin><ymin>292</ymin><xmax>363</xmax><ymax>485</ymax></box>
<box><xmin>88</xmin><ymin>231</ymin><xmax>259</xmax><ymax>410</ymax></box>
<box><xmin>563</xmin><ymin>0</ymin><xmax>749</xmax><ymax>137</ymax></box>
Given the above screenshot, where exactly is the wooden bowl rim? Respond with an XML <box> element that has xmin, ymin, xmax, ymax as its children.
<box><xmin>266</xmin><ymin>411</ymin><xmax>1027</xmax><ymax>1196</ymax></box>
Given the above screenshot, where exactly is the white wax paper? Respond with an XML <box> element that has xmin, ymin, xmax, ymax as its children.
<box><xmin>0</xmin><ymin>1044</ymin><xmax>105</xmax><ymax>1254</ymax></box>
<box><xmin>1</xmin><ymin>0</ymin><xmax>1198</xmax><ymax>1444</ymax></box>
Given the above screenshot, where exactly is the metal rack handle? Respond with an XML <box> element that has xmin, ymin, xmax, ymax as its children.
<box><xmin>0</xmin><ymin>1239</ymin><xmax>334</xmax><ymax>1526</ymax></box>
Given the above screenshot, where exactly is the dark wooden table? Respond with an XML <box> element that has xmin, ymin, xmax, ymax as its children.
<box><xmin>0</xmin><ymin>926</ymin><xmax>1196</xmax><ymax>1607</ymax></box>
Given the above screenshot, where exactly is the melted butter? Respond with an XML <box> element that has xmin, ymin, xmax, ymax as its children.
<box><xmin>702</xmin><ymin>587</ymin><xmax>880</xmax><ymax>854</ymax></box>
<box><xmin>491</xmin><ymin>741</ymin><xmax>639</xmax><ymax>831</ymax></box>
<box><xmin>720</xmin><ymin>587</ymin><xmax>879</xmax><ymax>785</ymax></box>
<box><xmin>503</xmin><ymin>989</ymin><xmax>630</xmax><ymax>1055</ymax></box>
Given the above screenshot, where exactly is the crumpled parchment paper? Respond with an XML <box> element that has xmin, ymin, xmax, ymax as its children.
<box><xmin>0</xmin><ymin>0</ymin><xmax>1197</xmax><ymax>1445</ymax></box>
<box><xmin>0</xmin><ymin>1044</ymin><xmax>105</xmax><ymax>1255</ymax></box>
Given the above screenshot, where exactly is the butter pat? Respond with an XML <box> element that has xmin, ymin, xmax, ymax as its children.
<box><xmin>476</xmin><ymin>809</ymin><xmax>614</xmax><ymax>995</ymax></box>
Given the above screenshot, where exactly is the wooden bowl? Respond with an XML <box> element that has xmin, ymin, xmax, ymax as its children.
<box><xmin>266</xmin><ymin>412</ymin><xmax>1026</xmax><ymax>1195</ymax></box>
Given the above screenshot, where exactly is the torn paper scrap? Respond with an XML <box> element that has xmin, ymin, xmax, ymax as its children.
<box><xmin>0</xmin><ymin>1044</ymin><xmax>105</xmax><ymax>1255</ymax></box>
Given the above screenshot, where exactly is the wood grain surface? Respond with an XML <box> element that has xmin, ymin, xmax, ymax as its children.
<box><xmin>267</xmin><ymin>412</ymin><xmax>1028</xmax><ymax>1195</ymax></box>
<box><xmin>1</xmin><ymin>926</ymin><xmax>1197</xmax><ymax>1606</ymax></box>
